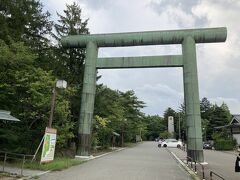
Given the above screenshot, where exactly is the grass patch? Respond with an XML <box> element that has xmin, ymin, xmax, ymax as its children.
<box><xmin>0</xmin><ymin>172</ymin><xmax>11</xmax><ymax>177</ymax></box>
<box><xmin>24</xmin><ymin>157</ymin><xmax>83</xmax><ymax>171</ymax></box>
<box><xmin>190</xmin><ymin>174</ymin><xmax>198</xmax><ymax>180</ymax></box>
<box><xmin>0</xmin><ymin>172</ymin><xmax>20</xmax><ymax>179</ymax></box>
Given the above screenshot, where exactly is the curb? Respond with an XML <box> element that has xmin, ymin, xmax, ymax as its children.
<box><xmin>18</xmin><ymin>170</ymin><xmax>51</xmax><ymax>180</ymax></box>
<box><xmin>168</xmin><ymin>150</ymin><xmax>200</xmax><ymax>180</ymax></box>
<box><xmin>77</xmin><ymin>148</ymin><xmax>126</xmax><ymax>161</ymax></box>
<box><xmin>88</xmin><ymin>148</ymin><xmax>125</xmax><ymax>160</ymax></box>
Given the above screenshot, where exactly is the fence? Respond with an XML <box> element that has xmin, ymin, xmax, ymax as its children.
<box><xmin>210</xmin><ymin>171</ymin><xmax>225</xmax><ymax>180</ymax></box>
<box><xmin>0</xmin><ymin>151</ymin><xmax>34</xmax><ymax>176</ymax></box>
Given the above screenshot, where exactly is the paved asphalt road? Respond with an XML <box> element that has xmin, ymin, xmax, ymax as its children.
<box><xmin>204</xmin><ymin>150</ymin><xmax>240</xmax><ymax>180</ymax></box>
<box><xmin>40</xmin><ymin>142</ymin><xmax>190</xmax><ymax>180</ymax></box>
<box><xmin>170</xmin><ymin>148</ymin><xmax>240</xmax><ymax>180</ymax></box>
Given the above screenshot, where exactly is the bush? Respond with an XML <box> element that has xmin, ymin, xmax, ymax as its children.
<box><xmin>160</xmin><ymin>131</ymin><xmax>172</xmax><ymax>139</ymax></box>
<box><xmin>212</xmin><ymin>131</ymin><xmax>237</xmax><ymax>150</ymax></box>
<box><xmin>214</xmin><ymin>139</ymin><xmax>236</xmax><ymax>150</ymax></box>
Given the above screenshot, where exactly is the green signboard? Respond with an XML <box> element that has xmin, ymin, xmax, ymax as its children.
<box><xmin>40</xmin><ymin>127</ymin><xmax>57</xmax><ymax>163</ymax></box>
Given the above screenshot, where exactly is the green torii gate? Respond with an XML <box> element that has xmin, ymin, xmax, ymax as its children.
<box><xmin>61</xmin><ymin>27</ymin><xmax>227</xmax><ymax>162</ymax></box>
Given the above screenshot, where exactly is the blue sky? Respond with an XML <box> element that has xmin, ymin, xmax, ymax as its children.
<box><xmin>41</xmin><ymin>0</ymin><xmax>240</xmax><ymax>116</ymax></box>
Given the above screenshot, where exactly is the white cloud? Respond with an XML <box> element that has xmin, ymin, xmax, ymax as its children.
<box><xmin>209</xmin><ymin>97</ymin><xmax>240</xmax><ymax>114</ymax></box>
<box><xmin>41</xmin><ymin>0</ymin><xmax>240</xmax><ymax>115</ymax></box>
<box><xmin>192</xmin><ymin>0</ymin><xmax>240</xmax><ymax>115</ymax></box>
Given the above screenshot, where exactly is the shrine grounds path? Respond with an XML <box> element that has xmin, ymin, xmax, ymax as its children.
<box><xmin>39</xmin><ymin>141</ymin><xmax>191</xmax><ymax>180</ymax></box>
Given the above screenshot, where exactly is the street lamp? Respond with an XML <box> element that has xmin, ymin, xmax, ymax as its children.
<box><xmin>48</xmin><ymin>80</ymin><xmax>67</xmax><ymax>128</ymax></box>
<box><xmin>202</xmin><ymin>127</ymin><xmax>207</xmax><ymax>142</ymax></box>
<box><xmin>121</xmin><ymin>118</ymin><xmax>127</xmax><ymax>147</ymax></box>
<box><xmin>178</xmin><ymin>113</ymin><xmax>181</xmax><ymax>140</ymax></box>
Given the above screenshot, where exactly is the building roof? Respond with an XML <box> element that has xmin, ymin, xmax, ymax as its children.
<box><xmin>214</xmin><ymin>123</ymin><xmax>240</xmax><ymax>130</ymax></box>
<box><xmin>0</xmin><ymin>110</ymin><xmax>20</xmax><ymax>122</ymax></box>
<box><xmin>214</xmin><ymin>114</ymin><xmax>240</xmax><ymax>130</ymax></box>
<box><xmin>229</xmin><ymin>115</ymin><xmax>240</xmax><ymax>124</ymax></box>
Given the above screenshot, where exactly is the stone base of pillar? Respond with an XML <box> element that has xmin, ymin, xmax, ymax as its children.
<box><xmin>187</xmin><ymin>149</ymin><xmax>204</xmax><ymax>162</ymax></box>
<box><xmin>77</xmin><ymin>133</ymin><xmax>91</xmax><ymax>156</ymax></box>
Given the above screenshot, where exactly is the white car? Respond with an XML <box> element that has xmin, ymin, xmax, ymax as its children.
<box><xmin>161</xmin><ymin>139</ymin><xmax>182</xmax><ymax>148</ymax></box>
<box><xmin>157</xmin><ymin>139</ymin><xmax>165</xmax><ymax>147</ymax></box>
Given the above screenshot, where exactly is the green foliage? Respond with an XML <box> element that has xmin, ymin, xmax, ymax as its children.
<box><xmin>143</xmin><ymin>115</ymin><xmax>165</xmax><ymax>140</ymax></box>
<box><xmin>0</xmin><ymin>0</ymin><xmax>54</xmax><ymax>71</ymax></box>
<box><xmin>198</xmin><ymin>97</ymin><xmax>232</xmax><ymax>140</ymax></box>
<box><xmin>93</xmin><ymin>86</ymin><xmax>146</xmax><ymax>147</ymax></box>
<box><xmin>207</xmin><ymin>103</ymin><xmax>231</xmax><ymax>140</ymax></box>
<box><xmin>0</xmin><ymin>1</ymin><xmax>84</xmax><ymax>154</ymax></box>
<box><xmin>94</xmin><ymin>115</ymin><xmax>112</xmax><ymax>148</ymax></box>
<box><xmin>54</xmin><ymin>99</ymin><xmax>74</xmax><ymax>148</ymax></box>
<box><xmin>160</xmin><ymin>131</ymin><xmax>172</xmax><ymax>139</ymax></box>
<box><xmin>0</xmin><ymin>37</ymin><xmax>72</xmax><ymax>153</ymax></box>
<box><xmin>212</xmin><ymin>131</ymin><xmax>236</xmax><ymax>150</ymax></box>
<box><xmin>0</xmin><ymin>127</ymin><xmax>19</xmax><ymax>151</ymax></box>
<box><xmin>0</xmin><ymin>0</ymin><xmax>52</xmax><ymax>45</ymax></box>
<box><xmin>24</xmin><ymin>158</ymin><xmax>83</xmax><ymax>171</ymax></box>
<box><xmin>214</xmin><ymin>139</ymin><xmax>236</xmax><ymax>150</ymax></box>
<box><xmin>53</xmin><ymin>2</ymin><xmax>90</xmax><ymax>135</ymax></box>
<box><xmin>53</xmin><ymin>2</ymin><xmax>88</xmax><ymax>85</ymax></box>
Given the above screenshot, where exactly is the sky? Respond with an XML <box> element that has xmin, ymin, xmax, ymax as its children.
<box><xmin>41</xmin><ymin>0</ymin><xmax>240</xmax><ymax>116</ymax></box>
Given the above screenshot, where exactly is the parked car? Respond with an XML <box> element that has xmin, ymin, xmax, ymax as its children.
<box><xmin>203</xmin><ymin>142</ymin><xmax>214</xmax><ymax>149</ymax></box>
<box><xmin>157</xmin><ymin>139</ymin><xmax>165</xmax><ymax>147</ymax></box>
<box><xmin>161</xmin><ymin>139</ymin><xmax>182</xmax><ymax>148</ymax></box>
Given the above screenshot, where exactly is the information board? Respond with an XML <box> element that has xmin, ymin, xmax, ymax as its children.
<box><xmin>40</xmin><ymin>127</ymin><xmax>57</xmax><ymax>163</ymax></box>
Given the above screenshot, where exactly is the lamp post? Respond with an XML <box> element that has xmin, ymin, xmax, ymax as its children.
<box><xmin>48</xmin><ymin>80</ymin><xmax>67</xmax><ymax>128</ymax></box>
<box><xmin>178</xmin><ymin>113</ymin><xmax>181</xmax><ymax>140</ymax></box>
<box><xmin>202</xmin><ymin>128</ymin><xmax>207</xmax><ymax>142</ymax></box>
<box><xmin>121</xmin><ymin>118</ymin><xmax>127</xmax><ymax>147</ymax></box>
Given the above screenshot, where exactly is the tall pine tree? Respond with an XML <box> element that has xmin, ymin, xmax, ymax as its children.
<box><xmin>54</xmin><ymin>2</ymin><xmax>89</xmax><ymax>84</ymax></box>
<box><xmin>0</xmin><ymin>0</ymin><xmax>54</xmax><ymax>70</ymax></box>
<box><xmin>53</xmin><ymin>2</ymin><xmax>89</xmax><ymax>128</ymax></box>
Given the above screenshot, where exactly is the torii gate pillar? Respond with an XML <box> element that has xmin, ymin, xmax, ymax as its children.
<box><xmin>183</xmin><ymin>36</ymin><xmax>203</xmax><ymax>161</ymax></box>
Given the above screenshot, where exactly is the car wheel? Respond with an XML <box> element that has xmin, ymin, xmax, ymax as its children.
<box><xmin>158</xmin><ymin>144</ymin><xmax>161</xmax><ymax>148</ymax></box>
<box><xmin>177</xmin><ymin>144</ymin><xmax>181</xmax><ymax>148</ymax></box>
<box><xmin>163</xmin><ymin>144</ymin><xmax>167</xmax><ymax>147</ymax></box>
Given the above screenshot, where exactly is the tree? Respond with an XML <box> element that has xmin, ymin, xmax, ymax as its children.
<box><xmin>118</xmin><ymin>90</ymin><xmax>145</xmax><ymax>142</ymax></box>
<box><xmin>208</xmin><ymin>103</ymin><xmax>231</xmax><ymax>137</ymax></box>
<box><xmin>143</xmin><ymin>115</ymin><xmax>166</xmax><ymax>140</ymax></box>
<box><xmin>93</xmin><ymin>115</ymin><xmax>113</xmax><ymax>148</ymax></box>
<box><xmin>160</xmin><ymin>131</ymin><xmax>172</xmax><ymax>139</ymax></box>
<box><xmin>200</xmin><ymin>97</ymin><xmax>212</xmax><ymax>120</ymax></box>
<box><xmin>53</xmin><ymin>2</ymin><xmax>89</xmax><ymax>133</ymax></box>
<box><xmin>0</xmin><ymin>0</ymin><xmax>54</xmax><ymax>70</ymax></box>
<box><xmin>0</xmin><ymin>40</ymin><xmax>50</xmax><ymax>152</ymax></box>
<box><xmin>93</xmin><ymin>86</ymin><xmax>147</xmax><ymax>147</ymax></box>
<box><xmin>0</xmin><ymin>0</ymin><xmax>52</xmax><ymax>44</ymax></box>
<box><xmin>0</xmin><ymin>40</ymin><xmax>72</xmax><ymax>153</ymax></box>
<box><xmin>199</xmin><ymin>97</ymin><xmax>213</xmax><ymax>140</ymax></box>
<box><xmin>53</xmin><ymin>2</ymin><xmax>89</xmax><ymax>85</ymax></box>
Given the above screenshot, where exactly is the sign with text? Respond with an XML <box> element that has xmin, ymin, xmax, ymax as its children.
<box><xmin>40</xmin><ymin>127</ymin><xmax>57</xmax><ymax>163</ymax></box>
